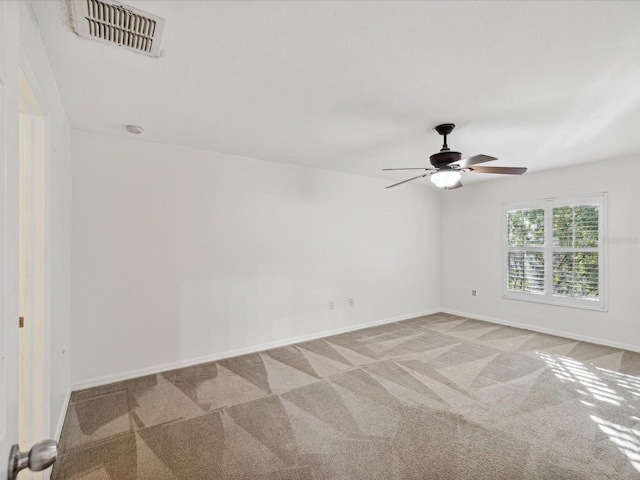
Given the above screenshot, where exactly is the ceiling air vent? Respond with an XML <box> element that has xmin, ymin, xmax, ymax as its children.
<box><xmin>71</xmin><ymin>0</ymin><xmax>165</xmax><ymax>57</ymax></box>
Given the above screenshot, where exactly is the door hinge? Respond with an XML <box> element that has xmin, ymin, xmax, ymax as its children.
<box><xmin>19</xmin><ymin>316</ymin><xmax>24</xmax><ymax>328</ymax></box>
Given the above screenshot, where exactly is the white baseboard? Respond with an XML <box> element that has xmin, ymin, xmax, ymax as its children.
<box><xmin>72</xmin><ymin>308</ymin><xmax>441</xmax><ymax>392</ymax></box>
<box><xmin>441</xmin><ymin>308</ymin><xmax>640</xmax><ymax>354</ymax></box>
<box><xmin>54</xmin><ymin>389</ymin><xmax>71</xmax><ymax>441</ymax></box>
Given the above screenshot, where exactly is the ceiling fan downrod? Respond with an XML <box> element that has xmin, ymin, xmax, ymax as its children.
<box><xmin>435</xmin><ymin>123</ymin><xmax>456</xmax><ymax>152</ymax></box>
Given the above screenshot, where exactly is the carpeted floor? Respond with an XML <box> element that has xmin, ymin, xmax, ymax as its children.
<box><xmin>53</xmin><ymin>313</ymin><xmax>640</xmax><ymax>479</ymax></box>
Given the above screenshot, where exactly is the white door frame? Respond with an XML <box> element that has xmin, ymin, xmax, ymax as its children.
<box><xmin>18</xmin><ymin>52</ymin><xmax>52</xmax><ymax>478</ymax></box>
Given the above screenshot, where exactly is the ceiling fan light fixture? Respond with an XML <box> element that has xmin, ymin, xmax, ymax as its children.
<box><xmin>430</xmin><ymin>170</ymin><xmax>461</xmax><ymax>188</ymax></box>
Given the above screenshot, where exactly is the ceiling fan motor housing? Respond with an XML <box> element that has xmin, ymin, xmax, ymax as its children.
<box><xmin>430</xmin><ymin>150</ymin><xmax>462</xmax><ymax>167</ymax></box>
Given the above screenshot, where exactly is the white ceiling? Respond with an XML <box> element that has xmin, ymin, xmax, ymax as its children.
<box><xmin>32</xmin><ymin>1</ymin><xmax>640</xmax><ymax>186</ymax></box>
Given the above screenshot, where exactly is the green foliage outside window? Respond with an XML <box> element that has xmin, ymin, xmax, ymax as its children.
<box><xmin>508</xmin><ymin>209</ymin><xmax>544</xmax><ymax>247</ymax></box>
<box><xmin>552</xmin><ymin>205</ymin><xmax>599</xmax><ymax>298</ymax></box>
<box><xmin>507</xmin><ymin>209</ymin><xmax>544</xmax><ymax>293</ymax></box>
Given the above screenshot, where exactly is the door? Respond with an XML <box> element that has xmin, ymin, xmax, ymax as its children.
<box><xmin>1</xmin><ymin>3</ymin><xmax>57</xmax><ymax>479</ymax></box>
<box><xmin>0</xmin><ymin>1</ymin><xmax>23</xmax><ymax>476</ymax></box>
<box><xmin>18</xmin><ymin>69</ymin><xmax>51</xmax><ymax>479</ymax></box>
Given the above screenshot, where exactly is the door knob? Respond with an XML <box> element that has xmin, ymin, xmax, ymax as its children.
<box><xmin>7</xmin><ymin>439</ymin><xmax>58</xmax><ymax>480</ymax></box>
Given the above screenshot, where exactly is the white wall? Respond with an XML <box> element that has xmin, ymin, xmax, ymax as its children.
<box><xmin>441</xmin><ymin>156</ymin><xmax>640</xmax><ymax>351</ymax></box>
<box><xmin>71</xmin><ymin>130</ymin><xmax>441</xmax><ymax>386</ymax></box>
<box><xmin>19</xmin><ymin>3</ymin><xmax>73</xmax><ymax>438</ymax></box>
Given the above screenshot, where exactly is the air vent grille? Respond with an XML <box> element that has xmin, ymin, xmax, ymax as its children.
<box><xmin>71</xmin><ymin>0</ymin><xmax>165</xmax><ymax>57</ymax></box>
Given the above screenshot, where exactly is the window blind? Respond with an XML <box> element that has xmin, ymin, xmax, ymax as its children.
<box><xmin>506</xmin><ymin>209</ymin><xmax>545</xmax><ymax>294</ymax></box>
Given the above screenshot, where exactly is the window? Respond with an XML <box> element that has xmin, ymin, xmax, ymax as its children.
<box><xmin>503</xmin><ymin>194</ymin><xmax>606</xmax><ymax>310</ymax></box>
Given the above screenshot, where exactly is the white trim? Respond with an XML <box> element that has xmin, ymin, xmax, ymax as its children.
<box><xmin>72</xmin><ymin>309</ymin><xmax>440</xmax><ymax>391</ymax></box>
<box><xmin>53</xmin><ymin>389</ymin><xmax>71</xmax><ymax>442</ymax></box>
<box><xmin>441</xmin><ymin>308</ymin><xmax>640</xmax><ymax>354</ymax></box>
<box><xmin>0</xmin><ymin>75</ymin><xmax>7</xmax><ymax>444</ymax></box>
<box><xmin>44</xmin><ymin>388</ymin><xmax>71</xmax><ymax>480</ymax></box>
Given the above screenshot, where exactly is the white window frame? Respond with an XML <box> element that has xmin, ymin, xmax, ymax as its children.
<box><xmin>502</xmin><ymin>193</ymin><xmax>607</xmax><ymax>311</ymax></box>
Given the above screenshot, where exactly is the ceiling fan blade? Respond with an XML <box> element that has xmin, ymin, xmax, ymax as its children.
<box><xmin>469</xmin><ymin>166</ymin><xmax>527</xmax><ymax>175</ymax></box>
<box><xmin>450</xmin><ymin>154</ymin><xmax>497</xmax><ymax>168</ymax></box>
<box><xmin>385</xmin><ymin>172</ymin><xmax>432</xmax><ymax>189</ymax></box>
<box><xmin>382</xmin><ymin>167</ymin><xmax>434</xmax><ymax>171</ymax></box>
<box><xmin>445</xmin><ymin>180</ymin><xmax>463</xmax><ymax>190</ymax></box>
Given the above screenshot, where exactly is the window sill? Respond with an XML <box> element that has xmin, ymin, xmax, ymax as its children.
<box><xmin>502</xmin><ymin>292</ymin><xmax>608</xmax><ymax>312</ymax></box>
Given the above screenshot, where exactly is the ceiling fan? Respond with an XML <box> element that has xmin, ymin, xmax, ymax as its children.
<box><xmin>384</xmin><ymin>123</ymin><xmax>527</xmax><ymax>190</ymax></box>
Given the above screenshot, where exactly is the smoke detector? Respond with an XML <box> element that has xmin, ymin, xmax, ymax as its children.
<box><xmin>71</xmin><ymin>0</ymin><xmax>165</xmax><ymax>57</ymax></box>
<box><xmin>126</xmin><ymin>125</ymin><xmax>143</xmax><ymax>135</ymax></box>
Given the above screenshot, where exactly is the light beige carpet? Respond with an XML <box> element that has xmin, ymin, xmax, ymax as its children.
<box><xmin>53</xmin><ymin>313</ymin><xmax>640</xmax><ymax>479</ymax></box>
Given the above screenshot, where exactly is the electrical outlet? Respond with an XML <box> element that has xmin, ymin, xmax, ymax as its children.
<box><xmin>472</xmin><ymin>290</ymin><xmax>477</xmax><ymax>296</ymax></box>
<box><xmin>329</xmin><ymin>301</ymin><xmax>334</xmax><ymax>310</ymax></box>
<box><xmin>349</xmin><ymin>298</ymin><xmax>354</xmax><ymax>307</ymax></box>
